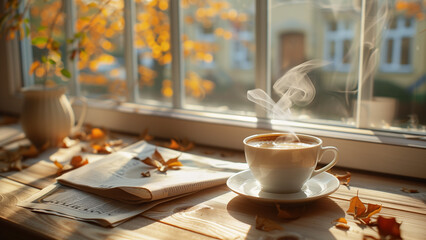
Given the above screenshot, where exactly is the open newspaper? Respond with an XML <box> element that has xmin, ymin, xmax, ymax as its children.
<box><xmin>19</xmin><ymin>141</ymin><xmax>247</xmax><ymax>226</ymax></box>
<box><xmin>57</xmin><ymin>140</ymin><xmax>247</xmax><ymax>203</ymax></box>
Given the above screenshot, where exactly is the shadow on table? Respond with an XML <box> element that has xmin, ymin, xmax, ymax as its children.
<box><xmin>226</xmin><ymin>195</ymin><xmax>346</xmax><ymax>240</ymax></box>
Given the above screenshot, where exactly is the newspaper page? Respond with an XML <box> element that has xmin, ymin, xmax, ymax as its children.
<box><xmin>18</xmin><ymin>183</ymin><xmax>186</xmax><ymax>227</ymax></box>
<box><xmin>56</xmin><ymin>141</ymin><xmax>247</xmax><ymax>203</ymax></box>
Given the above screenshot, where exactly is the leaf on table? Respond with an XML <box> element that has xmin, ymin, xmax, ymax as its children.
<box><xmin>275</xmin><ymin>203</ymin><xmax>305</xmax><ymax>220</ymax></box>
<box><xmin>333</xmin><ymin>171</ymin><xmax>351</xmax><ymax>186</ymax></box>
<box><xmin>347</xmin><ymin>195</ymin><xmax>366</xmax><ymax>217</ymax></box>
<box><xmin>335</xmin><ymin>223</ymin><xmax>350</xmax><ymax>230</ymax></box>
<box><xmin>333</xmin><ymin>217</ymin><xmax>348</xmax><ymax>224</ymax></box>
<box><xmin>401</xmin><ymin>187</ymin><xmax>419</xmax><ymax>193</ymax></box>
<box><xmin>91</xmin><ymin>143</ymin><xmax>113</xmax><ymax>154</ymax></box>
<box><xmin>333</xmin><ymin>217</ymin><xmax>350</xmax><ymax>230</ymax></box>
<box><xmin>70</xmin><ymin>155</ymin><xmax>89</xmax><ymax>168</ymax></box>
<box><xmin>165</xmin><ymin>138</ymin><xmax>194</xmax><ymax>152</ymax></box>
<box><xmin>141</xmin><ymin>171</ymin><xmax>151</xmax><ymax>177</ymax></box>
<box><xmin>139</xmin><ymin>128</ymin><xmax>154</xmax><ymax>141</ymax></box>
<box><xmin>138</xmin><ymin>149</ymin><xmax>182</xmax><ymax>173</ymax></box>
<box><xmin>88</xmin><ymin>128</ymin><xmax>106</xmax><ymax>140</ymax></box>
<box><xmin>53</xmin><ymin>155</ymin><xmax>89</xmax><ymax>175</ymax></box>
<box><xmin>255</xmin><ymin>215</ymin><xmax>284</xmax><ymax>232</ymax></box>
<box><xmin>376</xmin><ymin>216</ymin><xmax>402</xmax><ymax>239</ymax></box>
<box><xmin>347</xmin><ymin>193</ymin><xmax>382</xmax><ymax>225</ymax></box>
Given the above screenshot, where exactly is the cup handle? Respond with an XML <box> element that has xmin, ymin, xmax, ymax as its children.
<box><xmin>311</xmin><ymin>146</ymin><xmax>338</xmax><ymax>178</ymax></box>
<box><xmin>69</xmin><ymin>96</ymin><xmax>88</xmax><ymax>133</ymax></box>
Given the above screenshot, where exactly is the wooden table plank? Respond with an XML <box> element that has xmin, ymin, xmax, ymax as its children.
<box><xmin>0</xmin><ymin>177</ymin><xmax>216</xmax><ymax>240</ymax></box>
<box><xmin>142</xmin><ymin>184</ymin><xmax>426</xmax><ymax>240</ymax></box>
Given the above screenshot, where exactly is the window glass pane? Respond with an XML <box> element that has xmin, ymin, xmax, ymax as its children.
<box><xmin>29</xmin><ymin>0</ymin><xmax>66</xmax><ymax>86</ymax></box>
<box><xmin>386</xmin><ymin>39</ymin><xmax>393</xmax><ymax>63</ymax></box>
<box><xmin>77</xmin><ymin>0</ymin><xmax>126</xmax><ymax>100</ymax></box>
<box><xmin>400</xmin><ymin>37</ymin><xmax>410</xmax><ymax>65</ymax></box>
<box><xmin>135</xmin><ymin>0</ymin><xmax>172</xmax><ymax>106</ymax></box>
<box><xmin>271</xmin><ymin>0</ymin><xmax>360</xmax><ymax>125</ymax></box>
<box><xmin>373</xmin><ymin>2</ymin><xmax>426</xmax><ymax>134</ymax></box>
<box><xmin>182</xmin><ymin>0</ymin><xmax>256</xmax><ymax>115</ymax></box>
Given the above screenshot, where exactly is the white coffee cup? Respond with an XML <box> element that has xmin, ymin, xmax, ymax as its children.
<box><xmin>244</xmin><ymin>133</ymin><xmax>338</xmax><ymax>193</ymax></box>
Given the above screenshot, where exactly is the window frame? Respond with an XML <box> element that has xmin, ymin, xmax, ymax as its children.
<box><xmin>0</xmin><ymin>0</ymin><xmax>425</xmax><ymax>179</ymax></box>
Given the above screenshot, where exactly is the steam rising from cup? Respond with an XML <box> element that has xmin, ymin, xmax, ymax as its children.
<box><xmin>247</xmin><ymin>60</ymin><xmax>328</xmax><ymax>143</ymax></box>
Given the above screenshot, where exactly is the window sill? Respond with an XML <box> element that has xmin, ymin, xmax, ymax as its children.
<box><xmin>72</xmin><ymin>99</ymin><xmax>426</xmax><ymax>179</ymax></box>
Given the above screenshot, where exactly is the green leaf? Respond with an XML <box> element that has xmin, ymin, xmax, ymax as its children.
<box><xmin>37</xmin><ymin>26</ymin><xmax>47</xmax><ymax>31</ymax></box>
<box><xmin>41</xmin><ymin>56</ymin><xmax>47</xmax><ymax>63</ymax></box>
<box><xmin>24</xmin><ymin>24</ymin><xmax>30</xmax><ymax>37</ymax></box>
<box><xmin>48</xmin><ymin>59</ymin><xmax>56</xmax><ymax>65</ymax></box>
<box><xmin>31</xmin><ymin>36</ymin><xmax>48</xmax><ymax>45</ymax></box>
<box><xmin>61</xmin><ymin>68</ymin><xmax>71</xmax><ymax>78</ymax></box>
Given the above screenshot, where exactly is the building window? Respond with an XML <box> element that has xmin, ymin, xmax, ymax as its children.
<box><xmin>324</xmin><ymin>20</ymin><xmax>354</xmax><ymax>72</ymax></box>
<box><xmin>380</xmin><ymin>16</ymin><xmax>415</xmax><ymax>73</ymax></box>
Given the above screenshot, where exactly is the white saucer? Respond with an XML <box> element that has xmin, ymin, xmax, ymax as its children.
<box><xmin>226</xmin><ymin>170</ymin><xmax>339</xmax><ymax>204</ymax></box>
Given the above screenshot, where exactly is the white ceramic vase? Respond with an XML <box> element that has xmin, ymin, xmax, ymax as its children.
<box><xmin>21</xmin><ymin>86</ymin><xmax>84</xmax><ymax>148</ymax></box>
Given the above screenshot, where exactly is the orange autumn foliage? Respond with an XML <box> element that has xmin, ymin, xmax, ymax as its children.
<box><xmin>347</xmin><ymin>194</ymin><xmax>382</xmax><ymax>224</ymax></box>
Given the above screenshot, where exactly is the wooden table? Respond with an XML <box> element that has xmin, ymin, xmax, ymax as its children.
<box><xmin>1</xmin><ymin>135</ymin><xmax>425</xmax><ymax>239</ymax></box>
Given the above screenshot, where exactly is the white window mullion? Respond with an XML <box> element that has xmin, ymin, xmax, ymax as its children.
<box><xmin>64</xmin><ymin>0</ymin><xmax>79</xmax><ymax>96</ymax></box>
<box><xmin>255</xmin><ymin>0</ymin><xmax>271</xmax><ymax>118</ymax></box>
<box><xmin>356</xmin><ymin>0</ymin><xmax>369</xmax><ymax>128</ymax></box>
<box><xmin>124</xmin><ymin>0</ymin><xmax>138</xmax><ymax>102</ymax></box>
<box><xmin>170</xmin><ymin>0</ymin><xmax>184</xmax><ymax>109</ymax></box>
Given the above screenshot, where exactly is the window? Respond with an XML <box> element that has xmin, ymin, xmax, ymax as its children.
<box><xmin>1</xmin><ymin>0</ymin><xmax>425</xmax><ymax>178</ymax></box>
<box><xmin>380</xmin><ymin>15</ymin><xmax>415</xmax><ymax>73</ymax></box>
<box><xmin>324</xmin><ymin>19</ymin><xmax>354</xmax><ymax>72</ymax></box>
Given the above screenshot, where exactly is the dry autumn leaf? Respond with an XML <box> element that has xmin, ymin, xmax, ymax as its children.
<box><xmin>377</xmin><ymin>216</ymin><xmax>402</xmax><ymax>239</ymax></box>
<box><xmin>255</xmin><ymin>215</ymin><xmax>283</xmax><ymax>232</ymax></box>
<box><xmin>347</xmin><ymin>194</ymin><xmax>382</xmax><ymax>224</ymax></box>
<box><xmin>137</xmin><ymin>149</ymin><xmax>183</xmax><ymax>173</ymax></box>
<box><xmin>140</xmin><ymin>128</ymin><xmax>154</xmax><ymax>141</ymax></box>
<box><xmin>335</xmin><ymin>223</ymin><xmax>350</xmax><ymax>230</ymax></box>
<box><xmin>334</xmin><ymin>172</ymin><xmax>351</xmax><ymax>186</ymax></box>
<box><xmin>88</xmin><ymin>128</ymin><xmax>106</xmax><ymax>140</ymax></box>
<box><xmin>54</xmin><ymin>155</ymin><xmax>89</xmax><ymax>175</ymax></box>
<box><xmin>166</xmin><ymin>138</ymin><xmax>194</xmax><ymax>152</ymax></box>
<box><xmin>333</xmin><ymin>217</ymin><xmax>350</xmax><ymax>230</ymax></box>
<box><xmin>141</xmin><ymin>171</ymin><xmax>151</xmax><ymax>178</ymax></box>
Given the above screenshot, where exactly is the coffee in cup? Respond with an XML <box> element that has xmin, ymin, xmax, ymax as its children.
<box><xmin>244</xmin><ymin>133</ymin><xmax>338</xmax><ymax>193</ymax></box>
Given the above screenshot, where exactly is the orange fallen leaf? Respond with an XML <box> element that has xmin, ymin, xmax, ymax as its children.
<box><xmin>335</xmin><ymin>223</ymin><xmax>350</xmax><ymax>230</ymax></box>
<box><xmin>141</xmin><ymin>171</ymin><xmax>151</xmax><ymax>177</ymax></box>
<box><xmin>140</xmin><ymin>128</ymin><xmax>154</xmax><ymax>141</ymax></box>
<box><xmin>53</xmin><ymin>156</ymin><xmax>89</xmax><ymax>175</ymax></box>
<box><xmin>168</xmin><ymin>139</ymin><xmax>180</xmax><ymax>150</ymax></box>
<box><xmin>377</xmin><ymin>216</ymin><xmax>401</xmax><ymax>239</ymax></box>
<box><xmin>334</xmin><ymin>171</ymin><xmax>351</xmax><ymax>186</ymax></box>
<box><xmin>53</xmin><ymin>160</ymin><xmax>64</xmax><ymax>175</ymax></box>
<box><xmin>347</xmin><ymin>195</ymin><xmax>366</xmax><ymax>217</ymax></box>
<box><xmin>70</xmin><ymin>155</ymin><xmax>89</xmax><ymax>168</ymax></box>
<box><xmin>165</xmin><ymin>138</ymin><xmax>194</xmax><ymax>152</ymax></box>
<box><xmin>139</xmin><ymin>149</ymin><xmax>182</xmax><ymax>173</ymax></box>
<box><xmin>89</xmin><ymin>128</ymin><xmax>106</xmax><ymax>139</ymax></box>
<box><xmin>347</xmin><ymin>193</ymin><xmax>382</xmax><ymax>224</ymax></box>
<box><xmin>255</xmin><ymin>215</ymin><xmax>283</xmax><ymax>232</ymax></box>
<box><xmin>334</xmin><ymin>217</ymin><xmax>348</xmax><ymax>224</ymax></box>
